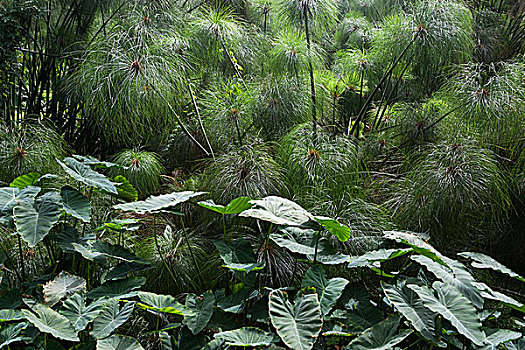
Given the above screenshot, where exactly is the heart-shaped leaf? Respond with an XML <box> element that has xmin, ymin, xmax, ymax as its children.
<box><xmin>348</xmin><ymin>314</ymin><xmax>412</xmax><ymax>350</ymax></box>
<box><xmin>43</xmin><ymin>272</ymin><xmax>86</xmax><ymax>307</ymax></box>
<box><xmin>61</xmin><ymin>186</ymin><xmax>91</xmax><ymax>223</ymax></box>
<box><xmin>240</xmin><ymin>196</ymin><xmax>313</xmax><ymax>226</ymax></box>
<box><xmin>22</xmin><ymin>303</ymin><xmax>79</xmax><ymax>342</ymax></box>
<box><xmin>114</xmin><ymin>191</ymin><xmax>205</xmax><ymax>214</ymax></box>
<box><xmin>91</xmin><ymin>299</ymin><xmax>134</xmax><ymax>339</ymax></box>
<box><xmin>14</xmin><ymin>191</ymin><xmax>61</xmax><ymax>247</ymax></box>
<box><xmin>97</xmin><ymin>334</ymin><xmax>144</xmax><ymax>350</ymax></box>
<box><xmin>57</xmin><ymin>157</ymin><xmax>117</xmax><ymax>194</ymax></box>
<box><xmin>408</xmin><ymin>282</ymin><xmax>486</xmax><ymax>346</ymax></box>
<box><xmin>301</xmin><ymin>266</ymin><xmax>348</xmax><ymax>316</ymax></box>
<box><xmin>214</xmin><ymin>239</ymin><xmax>265</xmax><ymax>273</ymax></box>
<box><xmin>184</xmin><ymin>291</ymin><xmax>215</xmax><ymax>334</ymax></box>
<box><xmin>61</xmin><ymin>293</ymin><xmax>107</xmax><ymax>332</ymax></box>
<box><xmin>198</xmin><ymin>197</ymin><xmax>252</xmax><ymax>215</ymax></box>
<box><xmin>214</xmin><ymin>327</ymin><xmax>278</xmax><ymax>347</ymax></box>
<box><xmin>10</xmin><ymin>172</ymin><xmax>41</xmax><ymax>189</ymax></box>
<box><xmin>459</xmin><ymin>252</ymin><xmax>525</xmax><ymax>283</ymax></box>
<box><xmin>137</xmin><ymin>292</ymin><xmax>192</xmax><ymax>315</ymax></box>
<box><xmin>269</xmin><ymin>289</ymin><xmax>323</xmax><ymax>350</ymax></box>
<box><xmin>313</xmin><ymin>216</ymin><xmax>352</xmax><ymax>242</ymax></box>
<box><xmin>87</xmin><ymin>277</ymin><xmax>145</xmax><ymax>300</ymax></box>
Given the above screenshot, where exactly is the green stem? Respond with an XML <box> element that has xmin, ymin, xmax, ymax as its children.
<box><xmin>313</xmin><ymin>231</ymin><xmax>320</xmax><ymax>265</ymax></box>
<box><xmin>17</xmin><ymin>234</ymin><xmax>25</xmax><ymax>284</ymax></box>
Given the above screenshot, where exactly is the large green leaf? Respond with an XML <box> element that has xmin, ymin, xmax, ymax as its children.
<box><xmin>301</xmin><ymin>266</ymin><xmax>348</xmax><ymax>316</ymax></box>
<box><xmin>348</xmin><ymin>248</ymin><xmax>412</xmax><ymax>268</ymax></box>
<box><xmin>382</xmin><ymin>281</ymin><xmax>445</xmax><ymax>347</ymax></box>
<box><xmin>87</xmin><ymin>277</ymin><xmax>146</xmax><ymax>300</ymax></box>
<box><xmin>57</xmin><ymin>157</ymin><xmax>118</xmax><ymax>194</ymax></box>
<box><xmin>114</xmin><ymin>175</ymin><xmax>138</xmax><ymax>202</ymax></box>
<box><xmin>183</xmin><ymin>291</ymin><xmax>215</xmax><ymax>334</ymax></box>
<box><xmin>0</xmin><ymin>186</ymin><xmax>40</xmax><ymax>215</ymax></box>
<box><xmin>137</xmin><ymin>292</ymin><xmax>192</xmax><ymax>315</ymax></box>
<box><xmin>214</xmin><ymin>327</ymin><xmax>278</xmax><ymax>347</ymax></box>
<box><xmin>313</xmin><ymin>216</ymin><xmax>351</xmax><ymax>242</ymax></box>
<box><xmin>214</xmin><ymin>239</ymin><xmax>265</xmax><ymax>273</ymax></box>
<box><xmin>270</xmin><ymin>227</ymin><xmax>318</xmax><ymax>255</ymax></box>
<box><xmin>411</xmin><ymin>255</ymin><xmax>483</xmax><ymax>308</ymax></box>
<box><xmin>240</xmin><ymin>196</ymin><xmax>313</xmax><ymax>226</ymax></box>
<box><xmin>43</xmin><ymin>272</ymin><xmax>86</xmax><ymax>307</ymax></box>
<box><xmin>14</xmin><ymin>191</ymin><xmax>61</xmax><ymax>247</ymax></box>
<box><xmin>91</xmin><ymin>299</ymin><xmax>134</xmax><ymax>339</ymax></box>
<box><xmin>0</xmin><ymin>322</ymin><xmax>30</xmax><ymax>348</ymax></box>
<box><xmin>61</xmin><ymin>293</ymin><xmax>107</xmax><ymax>331</ymax></box>
<box><xmin>459</xmin><ymin>252</ymin><xmax>525</xmax><ymax>283</ymax></box>
<box><xmin>10</xmin><ymin>172</ymin><xmax>41</xmax><ymax>189</ymax></box>
<box><xmin>114</xmin><ymin>191</ymin><xmax>205</xmax><ymax>214</ymax></box>
<box><xmin>347</xmin><ymin>314</ymin><xmax>412</xmax><ymax>350</ymax></box>
<box><xmin>22</xmin><ymin>303</ymin><xmax>79</xmax><ymax>342</ymax></box>
<box><xmin>0</xmin><ymin>309</ymin><xmax>25</xmax><ymax>322</ymax></box>
<box><xmin>269</xmin><ymin>289</ymin><xmax>323</xmax><ymax>350</ymax></box>
<box><xmin>97</xmin><ymin>335</ymin><xmax>144</xmax><ymax>350</ymax></box>
<box><xmin>72</xmin><ymin>155</ymin><xmax>122</xmax><ymax>169</ymax></box>
<box><xmin>61</xmin><ymin>186</ymin><xmax>91</xmax><ymax>223</ymax></box>
<box><xmin>57</xmin><ymin>225</ymin><xmax>94</xmax><ymax>253</ymax></box>
<box><xmin>384</xmin><ymin>230</ymin><xmax>447</xmax><ymax>266</ymax></box>
<box><xmin>408</xmin><ymin>282</ymin><xmax>486</xmax><ymax>346</ymax></box>
<box><xmin>472</xmin><ymin>282</ymin><xmax>525</xmax><ymax>313</ymax></box>
<box><xmin>482</xmin><ymin>328</ymin><xmax>522</xmax><ymax>348</ymax></box>
<box><xmin>105</xmin><ymin>261</ymin><xmax>154</xmax><ymax>281</ymax></box>
<box><xmin>90</xmin><ymin>241</ymin><xmax>150</xmax><ymax>264</ymax></box>
<box><xmin>198</xmin><ymin>197</ymin><xmax>252</xmax><ymax>215</ymax></box>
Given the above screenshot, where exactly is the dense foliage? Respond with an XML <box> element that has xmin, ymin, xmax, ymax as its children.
<box><xmin>0</xmin><ymin>0</ymin><xmax>524</xmax><ymax>349</ymax></box>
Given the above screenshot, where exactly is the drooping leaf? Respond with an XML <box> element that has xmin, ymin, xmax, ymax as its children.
<box><xmin>114</xmin><ymin>175</ymin><xmax>138</xmax><ymax>202</ymax></box>
<box><xmin>72</xmin><ymin>155</ymin><xmax>122</xmax><ymax>169</ymax></box>
<box><xmin>198</xmin><ymin>197</ymin><xmax>252</xmax><ymax>215</ymax></box>
<box><xmin>22</xmin><ymin>304</ymin><xmax>79</xmax><ymax>342</ymax></box>
<box><xmin>472</xmin><ymin>282</ymin><xmax>525</xmax><ymax>313</ymax></box>
<box><xmin>114</xmin><ymin>191</ymin><xmax>205</xmax><ymax>214</ymax></box>
<box><xmin>137</xmin><ymin>292</ymin><xmax>192</xmax><ymax>315</ymax></box>
<box><xmin>0</xmin><ymin>186</ymin><xmax>39</xmax><ymax>215</ymax></box>
<box><xmin>0</xmin><ymin>309</ymin><xmax>25</xmax><ymax>322</ymax></box>
<box><xmin>483</xmin><ymin>328</ymin><xmax>522</xmax><ymax>348</ymax></box>
<box><xmin>411</xmin><ymin>255</ymin><xmax>483</xmax><ymax>308</ymax></box>
<box><xmin>384</xmin><ymin>231</ymin><xmax>447</xmax><ymax>266</ymax></box>
<box><xmin>408</xmin><ymin>282</ymin><xmax>486</xmax><ymax>346</ymax></box>
<box><xmin>459</xmin><ymin>252</ymin><xmax>525</xmax><ymax>283</ymax></box>
<box><xmin>90</xmin><ymin>241</ymin><xmax>150</xmax><ymax>264</ymax></box>
<box><xmin>0</xmin><ymin>322</ymin><xmax>30</xmax><ymax>348</ymax></box>
<box><xmin>87</xmin><ymin>277</ymin><xmax>146</xmax><ymax>300</ymax></box>
<box><xmin>240</xmin><ymin>196</ymin><xmax>313</xmax><ymax>226</ymax></box>
<box><xmin>96</xmin><ymin>334</ymin><xmax>144</xmax><ymax>350</ymax></box>
<box><xmin>57</xmin><ymin>158</ymin><xmax>117</xmax><ymax>194</ymax></box>
<box><xmin>301</xmin><ymin>266</ymin><xmax>348</xmax><ymax>316</ymax></box>
<box><xmin>61</xmin><ymin>293</ymin><xmax>107</xmax><ymax>332</ymax></box>
<box><xmin>347</xmin><ymin>314</ymin><xmax>412</xmax><ymax>350</ymax></box>
<box><xmin>57</xmin><ymin>225</ymin><xmax>94</xmax><ymax>253</ymax></box>
<box><xmin>183</xmin><ymin>291</ymin><xmax>215</xmax><ymax>334</ymax></box>
<box><xmin>91</xmin><ymin>299</ymin><xmax>134</xmax><ymax>339</ymax></box>
<box><xmin>43</xmin><ymin>272</ymin><xmax>86</xmax><ymax>307</ymax></box>
<box><xmin>348</xmin><ymin>248</ymin><xmax>412</xmax><ymax>268</ymax></box>
<box><xmin>270</xmin><ymin>227</ymin><xmax>318</xmax><ymax>255</ymax></box>
<box><xmin>105</xmin><ymin>262</ymin><xmax>154</xmax><ymax>281</ymax></box>
<box><xmin>214</xmin><ymin>239</ymin><xmax>265</xmax><ymax>273</ymax></box>
<box><xmin>14</xmin><ymin>191</ymin><xmax>61</xmax><ymax>247</ymax></box>
<box><xmin>10</xmin><ymin>172</ymin><xmax>41</xmax><ymax>189</ymax></box>
<box><xmin>61</xmin><ymin>186</ymin><xmax>91</xmax><ymax>223</ymax></box>
<box><xmin>313</xmin><ymin>216</ymin><xmax>352</xmax><ymax>242</ymax></box>
<box><xmin>268</xmin><ymin>289</ymin><xmax>323</xmax><ymax>350</ymax></box>
<box><xmin>382</xmin><ymin>281</ymin><xmax>445</xmax><ymax>347</ymax></box>
<box><xmin>214</xmin><ymin>327</ymin><xmax>278</xmax><ymax>347</ymax></box>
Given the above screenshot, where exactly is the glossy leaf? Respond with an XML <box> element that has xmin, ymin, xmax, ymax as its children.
<box><xmin>97</xmin><ymin>334</ymin><xmax>144</xmax><ymax>350</ymax></box>
<box><xmin>459</xmin><ymin>252</ymin><xmax>525</xmax><ymax>283</ymax></box>
<box><xmin>214</xmin><ymin>327</ymin><xmax>278</xmax><ymax>347</ymax></box>
<box><xmin>91</xmin><ymin>299</ymin><xmax>134</xmax><ymax>339</ymax></box>
<box><xmin>137</xmin><ymin>292</ymin><xmax>192</xmax><ymax>315</ymax></box>
<box><xmin>301</xmin><ymin>266</ymin><xmax>348</xmax><ymax>316</ymax></box>
<box><xmin>57</xmin><ymin>157</ymin><xmax>117</xmax><ymax>194</ymax></box>
<box><xmin>61</xmin><ymin>293</ymin><xmax>107</xmax><ymax>331</ymax></box>
<box><xmin>14</xmin><ymin>191</ymin><xmax>61</xmax><ymax>247</ymax></box>
<box><xmin>61</xmin><ymin>186</ymin><xmax>91</xmax><ymax>223</ymax></box>
<box><xmin>10</xmin><ymin>172</ymin><xmax>41</xmax><ymax>189</ymax></box>
<box><xmin>114</xmin><ymin>191</ymin><xmax>205</xmax><ymax>214</ymax></box>
<box><xmin>198</xmin><ymin>197</ymin><xmax>252</xmax><ymax>215</ymax></box>
<box><xmin>22</xmin><ymin>304</ymin><xmax>79</xmax><ymax>342</ymax></box>
<box><xmin>348</xmin><ymin>314</ymin><xmax>412</xmax><ymax>350</ymax></box>
<box><xmin>87</xmin><ymin>277</ymin><xmax>146</xmax><ymax>300</ymax></box>
<box><xmin>408</xmin><ymin>282</ymin><xmax>486</xmax><ymax>346</ymax></box>
<box><xmin>214</xmin><ymin>239</ymin><xmax>265</xmax><ymax>273</ymax></box>
<box><xmin>43</xmin><ymin>271</ymin><xmax>86</xmax><ymax>307</ymax></box>
<box><xmin>269</xmin><ymin>289</ymin><xmax>322</xmax><ymax>350</ymax></box>
<box><xmin>184</xmin><ymin>291</ymin><xmax>215</xmax><ymax>334</ymax></box>
<box><xmin>313</xmin><ymin>216</ymin><xmax>351</xmax><ymax>242</ymax></box>
<box><xmin>240</xmin><ymin>196</ymin><xmax>313</xmax><ymax>226</ymax></box>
